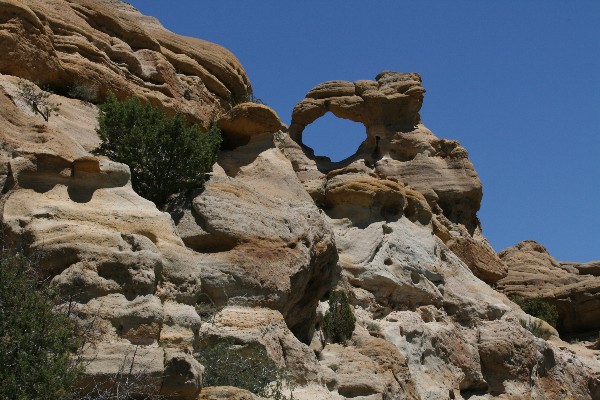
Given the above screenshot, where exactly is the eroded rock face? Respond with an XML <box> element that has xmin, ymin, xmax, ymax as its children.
<box><xmin>283</xmin><ymin>72</ymin><xmax>505</xmax><ymax>284</ymax></box>
<box><xmin>498</xmin><ymin>240</ymin><xmax>600</xmax><ymax>334</ymax></box>
<box><xmin>2</xmin><ymin>2</ymin><xmax>599</xmax><ymax>397</ymax></box>
<box><xmin>171</xmin><ymin>128</ymin><xmax>338</xmax><ymax>342</ymax></box>
<box><xmin>279</xmin><ymin>73</ymin><xmax>599</xmax><ymax>399</ymax></box>
<box><xmin>288</xmin><ymin>72</ymin><xmax>480</xmax><ymax>227</ymax></box>
<box><xmin>0</xmin><ymin>0</ymin><xmax>250</xmax><ymax>127</ymax></box>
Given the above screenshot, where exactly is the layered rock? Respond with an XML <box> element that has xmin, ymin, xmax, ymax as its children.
<box><xmin>498</xmin><ymin>240</ymin><xmax>600</xmax><ymax>334</ymax></box>
<box><xmin>0</xmin><ymin>0</ymin><xmax>250</xmax><ymax>127</ymax></box>
<box><xmin>277</xmin><ymin>72</ymin><xmax>599</xmax><ymax>399</ymax></box>
<box><xmin>1</xmin><ymin>2</ymin><xmax>599</xmax><ymax>398</ymax></box>
<box><xmin>282</xmin><ymin>72</ymin><xmax>506</xmax><ymax>284</ymax></box>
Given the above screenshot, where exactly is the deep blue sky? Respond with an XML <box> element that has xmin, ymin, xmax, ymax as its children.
<box><xmin>128</xmin><ymin>1</ymin><xmax>600</xmax><ymax>262</ymax></box>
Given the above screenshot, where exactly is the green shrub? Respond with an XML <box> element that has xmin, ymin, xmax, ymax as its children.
<box><xmin>511</xmin><ymin>295</ymin><xmax>559</xmax><ymax>328</ymax></box>
<box><xmin>97</xmin><ymin>93</ymin><xmax>221</xmax><ymax>206</ymax></box>
<box><xmin>323</xmin><ymin>290</ymin><xmax>356</xmax><ymax>344</ymax></box>
<box><xmin>0</xmin><ymin>250</ymin><xmax>80</xmax><ymax>400</ymax></box>
<box><xmin>195</xmin><ymin>340</ymin><xmax>292</xmax><ymax>400</ymax></box>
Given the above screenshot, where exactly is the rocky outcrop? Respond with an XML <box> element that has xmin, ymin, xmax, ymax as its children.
<box><xmin>218</xmin><ymin>102</ymin><xmax>285</xmax><ymax>148</ymax></box>
<box><xmin>170</xmin><ymin>123</ymin><xmax>337</xmax><ymax>342</ymax></box>
<box><xmin>278</xmin><ymin>73</ymin><xmax>599</xmax><ymax>398</ymax></box>
<box><xmin>1</xmin><ymin>1</ymin><xmax>599</xmax><ymax>398</ymax></box>
<box><xmin>498</xmin><ymin>240</ymin><xmax>600</xmax><ymax>334</ymax></box>
<box><xmin>288</xmin><ymin>72</ymin><xmax>479</xmax><ymax>227</ymax></box>
<box><xmin>0</xmin><ymin>0</ymin><xmax>250</xmax><ymax>127</ymax></box>
<box><xmin>282</xmin><ymin>72</ymin><xmax>506</xmax><ymax>284</ymax></box>
<box><xmin>561</xmin><ymin>260</ymin><xmax>600</xmax><ymax>277</ymax></box>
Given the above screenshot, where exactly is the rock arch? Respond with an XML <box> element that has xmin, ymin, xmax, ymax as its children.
<box><xmin>289</xmin><ymin>71</ymin><xmax>425</xmax><ymax>160</ymax></box>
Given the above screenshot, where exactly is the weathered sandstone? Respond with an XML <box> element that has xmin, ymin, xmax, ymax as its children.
<box><xmin>1</xmin><ymin>1</ymin><xmax>599</xmax><ymax>398</ymax></box>
<box><xmin>282</xmin><ymin>72</ymin><xmax>506</xmax><ymax>284</ymax></box>
<box><xmin>0</xmin><ymin>0</ymin><xmax>250</xmax><ymax>127</ymax></box>
<box><xmin>498</xmin><ymin>240</ymin><xmax>600</xmax><ymax>334</ymax></box>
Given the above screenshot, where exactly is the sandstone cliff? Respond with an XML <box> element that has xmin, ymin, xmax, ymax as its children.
<box><xmin>1</xmin><ymin>1</ymin><xmax>599</xmax><ymax>399</ymax></box>
<box><xmin>498</xmin><ymin>240</ymin><xmax>600</xmax><ymax>335</ymax></box>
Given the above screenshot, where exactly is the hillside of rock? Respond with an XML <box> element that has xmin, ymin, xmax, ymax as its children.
<box><xmin>0</xmin><ymin>0</ymin><xmax>249</xmax><ymax>128</ymax></box>
<box><xmin>1</xmin><ymin>1</ymin><xmax>599</xmax><ymax>399</ymax></box>
<box><xmin>498</xmin><ymin>240</ymin><xmax>600</xmax><ymax>335</ymax></box>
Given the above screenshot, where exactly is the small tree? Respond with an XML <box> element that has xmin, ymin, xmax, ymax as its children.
<box><xmin>0</xmin><ymin>250</ymin><xmax>79</xmax><ymax>400</ymax></box>
<box><xmin>323</xmin><ymin>290</ymin><xmax>356</xmax><ymax>344</ymax></box>
<box><xmin>97</xmin><ymin>93</ymin><xmax>221</xmax><ymax>206</ymax></box>
<box><xmin>17</xmin><ymin>80</ymin><xmax>61</xmax><ymax>122</ymax></box>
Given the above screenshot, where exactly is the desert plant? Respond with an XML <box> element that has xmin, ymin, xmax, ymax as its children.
<box><xmin>323</xmin><ymin>290</ymin><xmax>356</xmax><ymax>344</ymax></box>
<box><xmin>17</xmin><ymin>80</ymin><xmax>61</xmax><ymax>122</ymax></box>
<box><xmin>366</xmin><ymin>321</ymin><xmax>382</xmax><ymax>335</ymax></box>
<box><xmin>195</xmin><ymin>340</ymin><xmax>293</xmax><ymax>400</ymax></box>
<box><xmin>0</xmin><ymin>249</ymin><xmax>80</xmax><ymax>400</ymax></box>
<box><xmin>75</xmin><ymin>346</ymin><xmax>164</xmax><ymax>400</ymax></box>
<box><xmin>97</xmin><ymin>93</ymin><xmax>221</xmax><ymax>206</ymax></box>
<box><xmin>511</xmin><ymin>295</ymin><xmax>559</xmax><ymax>328</ymax></box>
<box><xmin>233</xmin><ymin>90</ymin><xmax>263</xmax><ymax>105</ymax></box>
<box><xmin>68</xmin><ymin>82</ymin><xmax>99</xmax><ymax>103</ymax></box>
<box><xmin>519</xmin><ymin>318</ymin><xmax>551</xmax><ymax>339</ymax></box>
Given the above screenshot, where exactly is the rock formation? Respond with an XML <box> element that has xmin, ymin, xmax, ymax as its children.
<box><xmin>498</xmin><ymin>240</ymin><xmax>600</xmax><ymax>335</ymax></box>
<box><xmin>0</xmin><ymin>0</ymin><xmax>250</xmax><ymax>128</ymax></box>
<box><xmin>284</xmin><ymin>71</ymin><xmax>507</xmax><ymax>285</ymax></box>
<box><xmin>1</xmin><ymin>1</ymin><xmax>599</xmax><ymax>399</ymax></box>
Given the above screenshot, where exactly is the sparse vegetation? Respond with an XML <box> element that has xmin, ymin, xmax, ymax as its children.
<box><xmin>75</xmin><ymin>346</ymin><xmax>165</xmax><ymax>400</ymax></box>
<box><xmin>68</xmin><ymin>82</ymin><xmax>99</xmax><ymax>103</ymax></box>
<box><xmin>0</xmin><ymin>249</ymin><xmax>79</xmax><ymax>400</ymax></box>
<box><xmin>323</xmin><ymin>290</ymin><xmax>356</xmax><ymax>344</ymax></box>
<box><xmin>96</xmin><ymin>93</ymin><xmax>221</xmax><ymax>206</ymax></box>
<box><xmin>511</xmin><ymin>295</ymin><xmax>559</xmax><ymax>328</ymax></box>
<box><xmin>519</xmin><ymin>318</ymin><xmax>551</xmax><ymax>339</ymax></box>
<box><xmin>17</xmin><ymin>80</ymin><xmax>61</xmax><ymax>122</ymax></box>
<box><xmin>233</xmin><ymin>90</ymin><xmax>263</xmax><ymax>105</ymax></box>
<box><xmin>195</xmin><ymin>340</ymin><xmax>293</xmax><ymax>400</ymax></box>
<box><xmin>366</xmin><ymin>321</ymin><xmax>382</xmax><ymax>336</ymax></box>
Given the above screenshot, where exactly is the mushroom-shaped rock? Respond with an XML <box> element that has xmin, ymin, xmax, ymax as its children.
<box><xmin>217</xmin><ymin>102</ymin><xmax>284</xmax><ymax>147</ymax></box>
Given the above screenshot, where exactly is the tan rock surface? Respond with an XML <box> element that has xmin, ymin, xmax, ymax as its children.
<box><xmin>197</xmin><ymin>387</ymin><xmax>264</xmax><ymax>400</ymax></box>
<box><xmin>498</xmin><ymin>240</ymin><xmax>600</xmax><ymax>334</ymax></box>
<box><xmin>1</xmin><ymin>2</ymin><xmax>598</xmax><ymax>397</ymax></box>
<box><xmin>281</xmin><ymin>72</ymin><xmax>506</xmax><ymax>284</ymax></box>
<box><xmin>172</xmin><ymin>131</ymin><xmax>338</xmax><ymax>342</ymax></box>
<box><xmin>0</xmin><ymin>0</ymin><xmax>250</xmax><ymax>127</ymax></box>
<box><xmin>561</xmin><ymin>260</ymin><xmax>600</xmax><ymax>277</ymax></box>
<box><xmin>217</xmin><ymin>102</ymin><xmax>285</xmax><ymax>148</ymax></box>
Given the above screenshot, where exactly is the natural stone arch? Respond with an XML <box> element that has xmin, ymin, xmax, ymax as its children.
<box><xmin>301</xmin><ymin>111</ymin><xmax>368</xmax><ymax>163</ymax></box>
<box><xmin>289</xmin><ymin>72</ymin><xmax>426</xmax><ymax>162</ymax></box>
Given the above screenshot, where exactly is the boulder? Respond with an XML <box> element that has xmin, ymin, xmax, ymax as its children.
<box><xmin>218</xmin><ymin>102</ymin><xmax>285</xmax><ymax>148</ymax></box>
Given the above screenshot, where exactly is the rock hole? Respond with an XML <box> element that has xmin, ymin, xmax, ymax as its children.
<box><xmin>302</xmin><ymin>112</ymin><xmax>366</xmax><ymax>162</ymax></box>
<box><xmin>384</xmin><ymin>258</ymin><xmax>393</xmax><ymax>266</ymax></box>
<box><xmin>411</xmin><ymin>271</ymin><xmax>420</xmax><ymax>284</ymax></box>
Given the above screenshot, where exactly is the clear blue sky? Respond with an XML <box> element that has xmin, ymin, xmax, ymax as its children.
<box><xmin>128</xmin><ymin>1</ymin><xmax>600</xmax><ymax>262</ymax></box>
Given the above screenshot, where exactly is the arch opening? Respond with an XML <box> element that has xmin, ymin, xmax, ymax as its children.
<box><xmin>301</xmin><ymin>112</ymin><xmax>367</xmax><ymax>163</ymax></box>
